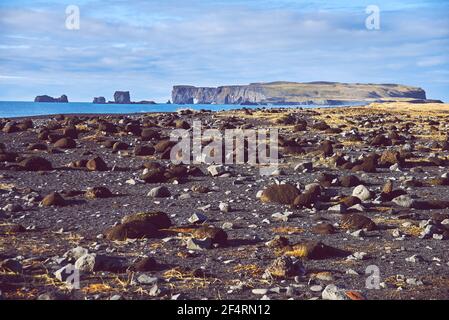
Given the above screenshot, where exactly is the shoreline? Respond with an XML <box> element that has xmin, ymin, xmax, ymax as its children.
<box><xmin>2</xmin><ymin>101</ymin><xmax>449</xmax><ymax>120</ymax></box>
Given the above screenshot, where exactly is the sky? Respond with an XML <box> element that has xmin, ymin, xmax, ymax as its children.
<box><xmin>0</xmin><ymin>0</ymin><xmax>448</xmax><ymax>102</ymax></box>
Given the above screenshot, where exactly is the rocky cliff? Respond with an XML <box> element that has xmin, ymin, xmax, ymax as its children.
<box><xmin>172</xmin><ymin>82</ymin><xmax>427</xmax><ymax>105</ymax></box>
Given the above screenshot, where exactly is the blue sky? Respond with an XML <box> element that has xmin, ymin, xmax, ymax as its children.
<box><xmin>0</xmin><ymin>0</ymin><xmax>448</xmax><ymax>102</ymax></box>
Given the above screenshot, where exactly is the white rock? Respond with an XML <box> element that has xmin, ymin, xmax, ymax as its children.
<box><xmin>252</xmin><ymin>288</ymin><xmax>268</xmax><ymax>295</ymax></box>
<box><xmin>405</xmin><ymin>254</ymin><xmax>424</xmax><ymax>263</ymax></box>
<box><xmin>322</xmin><ymin>284</ymin><xmax>348</xmax><ymax>300</ymax></box>
<box><xmin>186</xmin><ymin>237</ymin><xmax>212</xmax><ymax>250</ymax></box>
<box><xmin>222</xmin><ymin>222</ymin><xmax>234</xmax><ymax>230</ymax></box>
<box><xmin>75</xmin><ymin>253</ymin><xmax>97</xmax><ymax>272</ymax></box>
<box><xmin>352</xmin><ymin>185</ymin><xmax>371</xmax><ymax>201</ymax></box>
<box><xmin>310</xmin><ymin>285</ymin><xmax>323</xmax><ymax>292</ymax></box>
<box><xmin>147</xmin><ymin>186</ymin><xmax>171</xmax><ymax>198</ymax></box>
<box><xmin>219</xmin><ymin>202</ymin><xmax>231</xmax><ymax>213</ymax></box>
<box><xmin>188</xmin><ymin>213</ymin><xmax>208</xmax><ymax>224</ymax></box>
<box><xmin>207</xmin><ymin>165</ymin><xmax>226</xmax><ymax>177</ymax></box>
<box><xmin>392</xmin><ymin>195</ymin><xmax>416</xmax><ymax>208</ymax></box>
<box><xmin>328</xmin><ymin>204</ymin><xmax>347</xmax><ymax>213</ymax></box>
<box><xmin>137</xmin><ymin>274</ymin><xmax>158</xmax><ymax>285</ymax></box>
<box><xmin>63</xmin><ymin>246</ymin><xmax>88</xmax><ymax>262</ymax></box>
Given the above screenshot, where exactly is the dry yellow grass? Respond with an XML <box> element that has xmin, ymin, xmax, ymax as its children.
<box><xmin>232</xmin><ymin>264</ymin><xmax>264</xmax><ymax>277</ymax></box>
<box><xmin>271</xmin><ymin>226</ymin><xmax>304</xmax><ymax>234</ymax></box>
<box><xmin>369</xmin><ymin>102</ymin><xmax>449</xmax><ymax>114</ymax></box>
<box><xmin>81</xmin><ymin>283</ymin><xmax>114</xmax><ymax>294</ymax></box>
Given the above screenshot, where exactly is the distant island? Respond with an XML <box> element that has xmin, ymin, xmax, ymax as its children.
<box><xmin>34</xmin><ymin>94</ymin><xmax>68</xmax><ymax>103</ymax></box>
<box><xmin>94</xmin><ymin>91</ymin><xmax>156</xmax><ymax>104</ymax></box>
<box><xmin>172</xmin><ymin>81</ymin><xmax>431</xmax><ymax>105</ymax></box>
<box><xmin>34</xmin><ymin>91</ymin><xmax>156</xmax><ymax>104</ymax></box>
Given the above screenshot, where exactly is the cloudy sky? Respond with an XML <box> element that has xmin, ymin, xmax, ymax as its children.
<box><xmin>0</xmin><ymin>0</ymin><xmax>448</xmax><ymax>102</ymax></box>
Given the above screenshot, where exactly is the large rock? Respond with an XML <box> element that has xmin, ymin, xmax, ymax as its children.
<box><xmin>41</xmin><ymin>192</ymin><xmax>66</xmax><ymax>207</ymax></box>
<box><xmin>134</xmin><ymin>145</ymin><xmax>155</xmax><ymax>156</ymax></box>
<box><xmin>147</xmin><ymin>186</ymin><xmax>171</xmax><ymax>198</ymax></box>
<box><xmin>105</xmin><ymin>212</ymin><xmax>171</xmax><ymax>241</ymax></box>
<box><xmin>19</xmin><ymin>157</ymin><xmax>53</xmax><ymax>171</ymax></box>
<box><xmin>192</xmin><ymin>226</ymin><xmax>228</xmax><ymax>246</ymax></box>
<box><xmin>352</xmin><ymin>185</ymin><xmax>372</xmax><ymax>201</ymax></box>
<box><xmin>392</xmin><ymin>195</ymin><xmax>416</xmax><ymax>208</ymax></box>
<box><xmin>260</xmin><ymin>183</ymin><xmax>300</xmax><ymax>205</ymax></box>
<box><xmin>340</xmin><ymin>213</ymin><xmax>376</xmax><ymax>231</ymax></box>
<box><xmin>85</xmin><ymin>186</ymin><xmax>113</xmax><ymax>199</ymax></box>
<box><xmin>121</xmin><ymin>212</ymin><xmax>171</xmax><ymax>229</ymax></box>
<box><xmin>284</xmin><ymin>241</ymin><xmax>350</xmax><ymax>260</ymax></box>
<box><xmin>86</xmin><ymin>156</ymin><xmax>108</xmax><ymax>171</ymax></box>
<box><xmin>114</xmin><ymin>91</ymin><xmax>131</xmax><ymax>104</ymax></box>
<box><xmin>264</xmin><ymin>256</ymin><xmax>303</xmax><ymax>278</ymax></box>
<box><xmin>74</xmin><ymin>253</ymin><xmax>127</xmax><ymax>273</ymax></box>
<box><xmin>379</xmin><ymin>150</ymin><xmax>404</xmax><ymax>167</ymax></box>
<box><xmin>54</xmin><ymin>137</ymin><xmax>76</xmax><ymax>149</ymax></box>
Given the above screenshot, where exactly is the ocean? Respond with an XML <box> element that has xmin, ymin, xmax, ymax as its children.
<box><xmin>0</xmin><ymin>101</ymin><xmax>363</xmax><ymax>118</ymax></box>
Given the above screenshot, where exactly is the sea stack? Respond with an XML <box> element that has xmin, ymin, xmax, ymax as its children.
<box><xmin>114</xmin><ymin>91</ymin><xmax>131</xmax><ymax>104</ymax></box>
<box><xmin>93</xmin><ymin>97</ymin><xmax>106</xmax><ymax>104</ymax></box>
<box><xmin>34</xmin><ymin>95</ymin><xmax>69</xmax><ymax>103</ymax></box>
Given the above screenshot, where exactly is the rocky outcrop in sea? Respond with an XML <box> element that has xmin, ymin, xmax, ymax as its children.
<box><xmin>34</xmin><ymin>95</ymin><xmax>69</xmax><ymax>103</ymax></box>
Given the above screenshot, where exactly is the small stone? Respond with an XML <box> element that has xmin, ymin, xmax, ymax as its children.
<box><xmin>328</xmin><ymin>203</ymin><xmax>347</xmax><ymax>213</ymax></box>
<box><xmin>252</xmin><ymin>288</ymin><xmax>268</xmax><ymax>295</ymax></box>
<box><xmin>322</xmin><ymin>284</ymin><xmax>349</xmax><ymax>300</ymax></box>
<box><xmin>433</xmin><ymin>234</ymin><xmax>444</xmax><ymax>240</ymax></box>
<box><xmin>147</xmin><ymin>186</ymin><xmax>171</xmax><ymax>198</ymax></box>
<box><xmin>392</xmin><ymin>195</ymin><xmax>416</xmax><ymax>208</ymax></box>
<box><xmin>186</xmin><ymin>237</ymin><xmax>213</xmax><ymax>250</ymax></box>
<box><xmin>310</xmin><ymin>285</ymin><xmax>323</xmax><ymax>292</ymax></box>
<box><xmin>294</xmin><ymin>161</ymin><xmax>313</xmax><ymax>172</ymax></box>
<box><xmin>188</xmin><ymin>213</ymin><xmax>208</xmax><ymax>224</ymax></box>
<box><xmin>41</xmin><ymin>192</ymin><xmax>66</xmax><ymax>207</ymax></box>
<box><xmin>149</xmin><ymin>284</ymin><xmax>161</xmax><ymax>297</ymax></box>
<box><xmin>222</xmin><ymin>222</ymin><xmax>234</xmax><ymax>230</ymax></box>
<box><xmin>350</xmin><ymin>229</ymin><xmax>365</xmax><ymax>238</ymax></box>
<box><xmin>392</xmin><ymin>229</ymin><xmax>402</xmax><ymax>238</ymax></box>
<box><xmin>264</xmin><ymin>256</ymin><xmax>305</xmax><ymax>279</ymax></box>
<box><xmin>405</xmin><ymin>254</ymin><xmax>424</xmax><ymax>263</ymax></box>
<box><xmin>347</xmin><ymin>252</ymin><xmax>368</xmax><ymax>260</ymax></box>
<box><xmin>219</xmin><ymin>202</ymin><xmax>231</xmax><ymax>213</ymax></box>
<box><xmin>271</xmin><ymin>212</ymin><xmax>291</xmax><ymax>222</ymax></box>
<box><xmin>352</xmin><ymin>185</ymin><xmax>372</xmax><ymax>201</ymax></box>
<box><xmin>0</xmin><ymin>259</ymin><xmax>23</xmax><ymax>274</ymax></box>
<box><xmin>2</xmin><ymin>204</ymin><xmax>22</xmax><ymax>213</ymax></box>
<box><xmin>63</xmin><ymin>246</ymin><xmax>89</xmax><ymax>262</ymax></box>
<box><xmin>54</xmin><ymin>264</ymin><xmax>76</xmax><ymax>282</ymax></box>
<box><xmin>348</xmin><ymin>204</ymin><xmax>365</xmax><ymax>212</ymax></box>
<box><xmin>207</xmin><ymin>165</ymin><xmax>226</xmax><ymax>177</ymax></box>
<box><xmin>137</xmin><ymin>274</ymin><xmax>158</xmax><ymax>285</ymax></box>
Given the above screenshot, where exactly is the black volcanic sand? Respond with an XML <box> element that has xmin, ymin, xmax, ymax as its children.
<box><xmin>0</xmin><ymin>105</ymin><xmax>449</xmax><ymax>300</ymax></box>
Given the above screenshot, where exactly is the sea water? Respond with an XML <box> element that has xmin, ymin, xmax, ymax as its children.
<box><xmin>0</xmin><ymin>101</ymin><xmax>363</xmax><ymax>118</ymax></box>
